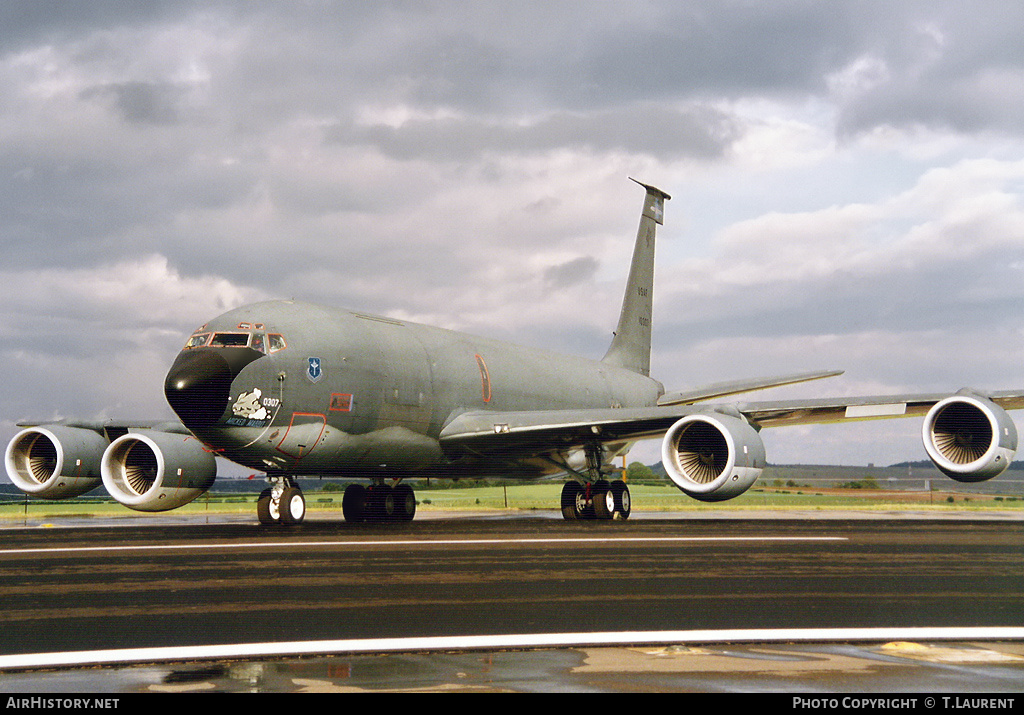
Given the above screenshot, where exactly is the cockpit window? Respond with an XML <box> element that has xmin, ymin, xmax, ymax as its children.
<box><xmin>250</xmin><ymin>332</ymin><xmax>266</xmax><ymax>354</ymax></box>
<box><xmin>184</xmin><ymin>325</ymin><xmax>285</xmax><ymax>352</ymax></box>
<box><xmin>268</xmin><ymin>334</ymin><xmax>287</xmax><ymax>353</ymax></box>
<box><xmin>184</xmin><ymin>333</ymin><xmax>210</xmax><ymax>349</ymax></box>
<box><xmin>210</xmin><ymin>332</ymin><xmax>251</xmax><ymax>348</ymax></box>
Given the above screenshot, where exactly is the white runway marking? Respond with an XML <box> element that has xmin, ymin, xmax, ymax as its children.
<box><xmin>0</xmin><ymin>535</ymin><xmax>846</xmax><ymax>557</ymax></box>
<box><xmin>1</xmin><ymin>627</ymin><xmax>1022</xmax><ymax>671</ymax></box>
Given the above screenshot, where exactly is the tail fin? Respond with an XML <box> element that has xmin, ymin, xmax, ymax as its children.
<box><xmin>601</xmin><ymin>178</ymin><xmax>671</xmax><ymax>377</ymax></box>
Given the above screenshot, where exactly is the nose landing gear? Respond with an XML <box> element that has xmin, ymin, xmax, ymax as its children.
<box><xmin>257</xmin><ymin>477</ymin><xmax>307</xmax><ymax>525</ymax></box>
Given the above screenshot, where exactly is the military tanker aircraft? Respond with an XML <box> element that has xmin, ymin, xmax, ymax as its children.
<box><xmin>6</xmin><ymin>179</ymin><xmax>1024</xmax><ymax>524</ymax></box>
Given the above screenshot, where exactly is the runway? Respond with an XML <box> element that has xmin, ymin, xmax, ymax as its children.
<box><xmin>1</xmin><ymin>511</ymin><xmax>1023</xmax><ymax>691</ymax></box>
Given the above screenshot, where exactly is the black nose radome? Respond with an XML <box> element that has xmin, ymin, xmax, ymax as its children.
<box><xmin>164</xmin><ymin>350</ymin><xmax>234</xmax><ymax>429</ymax></box>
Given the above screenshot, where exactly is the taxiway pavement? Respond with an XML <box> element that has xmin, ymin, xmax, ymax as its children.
<box><xmin>1</xmin><ymin>511</ymin><xmax>1022</xmax><ymax>691</ymax></box>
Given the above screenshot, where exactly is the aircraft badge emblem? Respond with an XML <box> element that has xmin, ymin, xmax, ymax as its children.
<box><xmin>307</xmin><ymin>357</ymin><xmax>322</xmax><ymax>382</ymax></box>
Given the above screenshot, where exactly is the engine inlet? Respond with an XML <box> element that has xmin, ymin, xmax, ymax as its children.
<box><xmin>121</xmin><ymin>441</ymin><xmax>159</xmax><ymax>495</ymax></box>
<box><xmin>671</xmin><ymin>420</ymin><xmax>729</xmax><ymax>483</ymax></box>
<box><xmin>10</xmin><ymin>432</ymin><xmax>58</xmax><ymax>486</ymax></box>
<box><xmin>929</xmin><ymin>401</ymin><xmax>993</xmax><ymax>465</ymax></box>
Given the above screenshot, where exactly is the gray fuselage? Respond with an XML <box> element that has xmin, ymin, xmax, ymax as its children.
<box><xmin>170</xmin><ymin>299</ymin><xmax>663</xmax><ymax>480</ymax></box>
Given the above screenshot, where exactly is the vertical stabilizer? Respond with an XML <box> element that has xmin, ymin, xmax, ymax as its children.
<box><xmin>601</xmin><ymin>178</ymin><xmax>670</xmax><ymax>377</ymax></box>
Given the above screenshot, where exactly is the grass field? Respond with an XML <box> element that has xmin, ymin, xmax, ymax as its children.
<box><xmin>2</xmin><ymin>482</ymin><xmax>1022</xmax><ymax>520</ymax></box>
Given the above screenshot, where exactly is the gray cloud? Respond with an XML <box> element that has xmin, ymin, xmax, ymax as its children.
<box><xmin>331</xmin><ymin>104</ymin><xmax>740</xmax><ymax>161</ymax></box>
<box><xmin>833</xmin><ymin>4</ymin><xmax>1024</xmax><ymax>137</ymax></box>
<box><xmin>0</xmin><ymin>2</ymin><xmax>199</xmax><ymax>53</ymax></box>
<box><xmin>80</xmin><ymin>81</ymin><xmax>187</xmax><ymax>125</ymax></box>
<box><xmin>543</xmin><ymin>256</ymin><xmax>600</xmax><ymax>293</ymax></box>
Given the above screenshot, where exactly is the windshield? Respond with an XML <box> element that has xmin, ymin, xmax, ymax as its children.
<box><xmin>209</xmin><ymin>332</ymin><xmax>251</xmax><ymax>348</ymax></box>
<box><xmin>185</xmin><ymin>325</ymin><xmax>287</xmax><ymax>353</ymax></box>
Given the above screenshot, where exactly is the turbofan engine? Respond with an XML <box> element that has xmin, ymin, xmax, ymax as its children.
<box><xmin>101</xmin><ymin>431</ymin><xmax>217</xmax><ymax>511</ymax></box>
<box><xmin>923</xmin><ymin>393</ymin><xmax>1018</xmax><ymax>483</ymax></box>
<box><xmin>661</xmin><ymin>412</ymin><xmax>766</xmax><ymax>502</ymax></box>
<box><xmin>5</xmin><ymin>426</ymin><xmax>107</xmax><ymax>499</ymax></box>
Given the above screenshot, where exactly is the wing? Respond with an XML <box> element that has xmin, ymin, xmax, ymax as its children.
<box><xmin>440</xmin><ymin>404</ymin><xmax>687</xmax><ymax>457</ymax></box>
<box><xmin>740</xmin><ymin>390</ymin><xmax>1024</xmax><ymax>428</ymax></box>
<box><xmin>440</xmin><ymin>388</ymin><xmax>1024</xmax><ymax>500</ymax></box>
<box><xmin>440</xmin><ymin>369</ymin><xmax>845</xmax><ymax>455</ymax></box>
<box><xmin>14</xmin><ymin>418</ymin><xmax>191</xmax><ymax>435</ymax></box>
<box><xmin>441</xmin><ymin>390</ymin><xmax>1023</xmax><ymax>456</ymax></box>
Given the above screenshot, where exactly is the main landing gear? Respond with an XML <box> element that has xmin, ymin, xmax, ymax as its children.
<box><xmin>341</xmin><ymin>482</ymin><xmax>416</xmax><ymax>523</ymax></box>
<box><xmin>257</xmin><ymin>479</ymin><xmax>417</xmax><ymax>524</ymax></box>
<box><xmin>561</xmin><ymin>479</ymin><xmax>631</xmax><ymax>520</ymax></box>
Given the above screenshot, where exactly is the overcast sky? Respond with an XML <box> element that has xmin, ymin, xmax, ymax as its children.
<box><xmin>3</xmin><ymin>1</ymin><xmax>1024</xmax><ymax>474</ymax></box>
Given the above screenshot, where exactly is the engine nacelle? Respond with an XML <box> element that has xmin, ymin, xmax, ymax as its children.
<box><xmin>923</xmin><ymin>393</ymin><xmax>1018</xmax><ymax>483</ymax></box>
<box><xmin>661</xmin><ymin>412</ymin><xmax>766</xmax><ymax>502</ymax></box>
<box><xmin>101</xmin><ymin>431</ymin><xmax>217</xmax><ymax>511</ymax></box>
<box><xmin>5</xmin><ymin>426</ymin><xmax>107</xmax><ymax>499</ymax></box>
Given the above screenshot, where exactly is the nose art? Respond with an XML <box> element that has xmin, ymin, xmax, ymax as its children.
<box><xmin>164</xmin><ymin>350</ymin><xmax>234</xmax><ymax>428</ymax></box>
